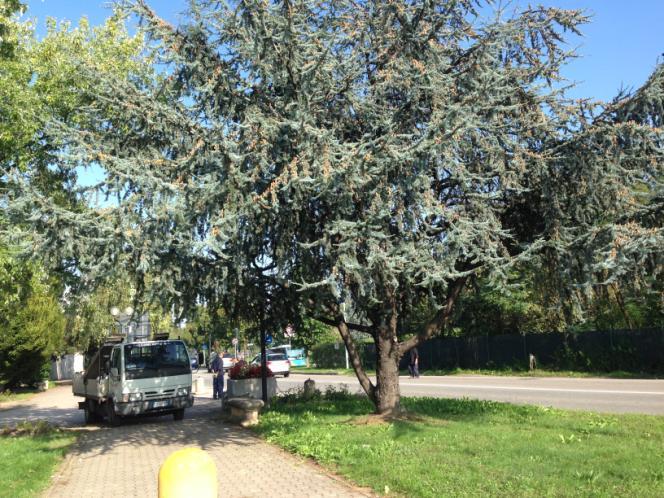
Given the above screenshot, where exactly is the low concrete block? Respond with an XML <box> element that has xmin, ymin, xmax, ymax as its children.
<box><xmin>227</xmin><ymin>397</ymin><xmax>265</xmax><ymax>427</ymax></box>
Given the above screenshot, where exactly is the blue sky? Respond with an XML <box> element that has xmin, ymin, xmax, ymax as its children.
<box><xmin>24</xmin><ymin>0</ymin><xmax>663</xmax><ymax>102</ymax></box>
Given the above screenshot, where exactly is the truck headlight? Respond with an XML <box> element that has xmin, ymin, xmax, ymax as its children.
<box><xmin>122</xmin><ymin>392</ymin><xmax>143</xmax><ymax>402</ymax></box>
<box><xmin>177</xmin><ymin>387</ymin><xmax>190</xmax><ymax>396</ymax></box>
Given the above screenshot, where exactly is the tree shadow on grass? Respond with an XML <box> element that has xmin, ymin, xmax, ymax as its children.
<box><xmin>266</xmin><ymin>394</ymin><xmax>536</xmax><ymax>441</ymax></box>
<box><xmin>272</xmin><ymin>395</ymin><xmax>532</xmax><ymax>422</ymax></box>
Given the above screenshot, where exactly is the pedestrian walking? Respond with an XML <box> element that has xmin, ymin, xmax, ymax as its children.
<box><xmin>408</xmin><ymin>347</ymin><xmax>420</xmax><ymax>378</ymax></box>
<box><xmin>210</xmin><ymin>351</ymin><xmax>224</xmax><ymax>399</ymax></box>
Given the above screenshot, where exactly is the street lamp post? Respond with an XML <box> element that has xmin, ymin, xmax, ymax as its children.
<box><xmin>110</xmin><ymin>306</ymin><xmax>134</xmax><ymax>340</ymax></box>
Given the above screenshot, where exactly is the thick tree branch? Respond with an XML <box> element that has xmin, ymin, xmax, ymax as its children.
<box><xmin>336</xmin><ymin>317</ymin><xmax>375</xmax><ymax>401</ymax></box>
<box><xmin>315</xmin><ymin>315</ymin><xmax>374</xmax><ymax>335</ymax></box>
<box><xmin>399</xmin><ymin>277</ymin><xmax>467</xmax><ymax>353</ymax></box>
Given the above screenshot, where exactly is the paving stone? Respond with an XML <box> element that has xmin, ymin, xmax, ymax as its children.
<box><xmin>0</xmin><ymin>382</ymin><xmax>371</xmax><ymax>498</ymax></box>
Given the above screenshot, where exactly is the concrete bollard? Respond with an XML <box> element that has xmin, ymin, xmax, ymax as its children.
<box><xmin>303</xmin><ymin>378</ymin><xmax>316</xmax><ymax>399</ymax></box>
<box><xmin>158</xmin><ymin>448</ymin><xmax>217</xmax><ymax>498</ymax></box>
<box><xmin>529</xmin><ymin>354</ymin><xmax>537</xmax><ymax>371</ymax></box>
<box><xmin>193</xmin><ymin>376</ymin><xmax>204</xmax><ymax>394</ymax></box>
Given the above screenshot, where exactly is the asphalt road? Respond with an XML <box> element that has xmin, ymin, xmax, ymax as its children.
<box><xmin>2</xmin><ymin>373</ymin><xmax>661</xmax><ymax>428</ymax></box>
<box><xmin>281</xmin><ymin>373</ymin><xmax>664</xmax><ymax>415</ymax></box>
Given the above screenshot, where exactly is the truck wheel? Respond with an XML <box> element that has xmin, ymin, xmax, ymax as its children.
<box><xmin>284</xmin><ymin>372</ymin><xmax>290</xmax><ymax>378</ymax></box>
<box><xmin>106</xmin><ymin>400</ymin><xmax>121</xmax><ymax>427</ymax></box>
<box><xmin>84</xmin><ymin>405</ymin><xmax>93</xmax><ymax>424</ymax></box>
<box><xmin>173</xmin><ymin>409</ymin><xmax>185</xmax><ymax>421</ymax></box>
<box><xmin>84</xmin><ymin>400</ymin><xmax>100</xmax><ymax>424</ymax></box>
<box><xmin>92</xmin><ymin>408</ymin><xmax>102</xmax><ymax>423</ymax></box>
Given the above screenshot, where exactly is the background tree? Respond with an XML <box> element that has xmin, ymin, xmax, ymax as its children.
<box><xmin>0</xmin><ymin>1</ymin><xmax>23</xmax><ymax>58</ymax></box>
<box><xmin>287</xmin><ymin>318</ymin><xmax>334</xmax><ymax>351</ymax></box>
<box><xmin>1</xmin><ymin>3</ymin><xmax>154</xmax><ymax>378</ymax></box>
<box><xmin>0</xmin><ymin>247</ymin><xmax>65</xmax><ymax>389</ymax></box>
<box><xmin>0</xmin><ymin>4</ymin><xmax>147</xmax><ymax>208</ymax></box>
<box><xmin>7</xmin><ymin>0</ymin><xmax>663</xmax><ymax>414</ymax></box>
<box><xmin>66</xmin><ymin>278</ymin><xmax>143</xmax><ymax>352</ymax></box>
<box><xmin>0</xmin><ymin>1</ymin><xmax>150</xmax><ymax>297</ymax></box>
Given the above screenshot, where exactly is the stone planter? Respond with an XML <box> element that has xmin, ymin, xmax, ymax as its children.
<box><xmin>226</xmin><ymin>377</ymin><xmax>277</xmax><ymax>400</ymax></box>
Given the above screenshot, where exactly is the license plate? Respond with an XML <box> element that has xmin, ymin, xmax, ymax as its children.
<box><xmin>153</xmin><ymin>400</ymin><xmax>171</xmax><ymax>408</ymax></box>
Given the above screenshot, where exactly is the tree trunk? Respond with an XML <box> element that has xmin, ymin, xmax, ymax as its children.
<box><xmin>334</xmin><ymin>311</ymin><xmax>402</xmax><ymax>415</ymax></box>
<box><xmin>372</xmin><ymin>311</ymin><xmax>402</xmax><ymax>415</ymax></box>
<box><xmin>332</xmin><ymin>277</ymin><xmax>467</xmax><ymax>415</ymax></box>
<box><xmin>374</xmin><ymin>333</ymin><xmax>401</xmax><ymax>415</ymax></box>
<box><xmin>610</xmin><ymin>284</ymin><xmax>635</xmax><ymax>330</ymax></box>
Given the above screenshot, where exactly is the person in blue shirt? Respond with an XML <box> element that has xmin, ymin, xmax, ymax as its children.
<box><xmin>408</xmin><ymin>347</ymin><xmax>420</xmax><ymax>378</ymax></box>
<box><xmin>210</xmin><ymin>352</ymin><xmax>224</xmax><ymax>399</ymax></box>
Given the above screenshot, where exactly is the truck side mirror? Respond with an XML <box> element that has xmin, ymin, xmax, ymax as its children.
<box><xmin>110</xmin><ymin>367</ymin><xmax>119</xmax><ymax>378</ymax></box>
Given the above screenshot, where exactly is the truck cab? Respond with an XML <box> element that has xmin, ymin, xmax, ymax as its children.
<box><xmin>73</xmin><ymin>338</ymin><xmax>194</xmax><ymax>425</ymax></box>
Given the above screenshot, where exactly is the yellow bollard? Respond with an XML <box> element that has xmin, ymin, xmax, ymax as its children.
<box><xmin>158</xmin><ymin>447</ymin><xmax>217</xmax><ymax>498</ymax></box>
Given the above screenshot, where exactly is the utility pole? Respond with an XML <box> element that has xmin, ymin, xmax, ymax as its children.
<box><xmin>260</xmin><ymin>315</ymin><xmax>268</xmax><ymax>404</ymax></box>
<box><xmin>234</xmin><ymin>327</ymin><xmax>239</xmax><ymax>358</ymax></box>
<box><xmin>345</xmin><ymin>345</ymin><xmax>349</xmax><ymax>370</ymax></box>
<box><xmin>340</xmin><ymin>303</ymin><xmax>349</xmax><ymax>369</ymax></box>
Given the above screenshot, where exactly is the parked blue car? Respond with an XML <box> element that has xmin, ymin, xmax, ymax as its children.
<box><xmin>189</xmin><ymin>350</ymin><xmax>199</xmax><ymax>372</ymax></box>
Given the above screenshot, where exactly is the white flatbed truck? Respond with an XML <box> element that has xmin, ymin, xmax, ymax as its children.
<box><xmin>72</xmin><ymin>338</ymin><xmax>194</xmax><ymax>425</ymax></box>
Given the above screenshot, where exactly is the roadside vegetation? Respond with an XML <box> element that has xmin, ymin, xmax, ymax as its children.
<box><xmin>0</xmin><ymin>389</ymin><xmax>38</xmax><ymax>406</ymax></box>
<box><xmin>0</xmin><ymin>382</ymin><xmax>58</xmax><ymax>406</ymax></box>
<box><xmin>0</xmin><ymin>421</ymin><xmax>76</xmax><ymax>498</ymax></box>
<box><xmin>255</xmin><ymin>390</ymin><xmax>664</xmax><ymax>497</ymax></box>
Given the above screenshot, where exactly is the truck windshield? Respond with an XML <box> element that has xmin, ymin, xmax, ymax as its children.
<box><xmin>124</xmin><ymin>342</ymin><xmax>190</xmax><ymax>380</ymax></box>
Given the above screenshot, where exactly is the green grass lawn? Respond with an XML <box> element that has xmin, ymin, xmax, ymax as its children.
<box><xmin>255</xmin><ymin>394</ymin><xmax>664</xmax><ymax>497</ymax></box>
<box><xmin>0</xmin><ymin>424</ymin><xmax>76</xmax><ymax>498</ymax></box>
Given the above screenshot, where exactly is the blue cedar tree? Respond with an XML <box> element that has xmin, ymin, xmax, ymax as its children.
<box><xmin>6</xmin><ymin>0</ymin><xmax>663</xmax><ymax>413</ymax></box>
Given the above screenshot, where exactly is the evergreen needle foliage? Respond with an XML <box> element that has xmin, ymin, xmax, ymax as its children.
<box><xmin>5</xmin><ymin>1</ymin><xmax>663</xmax><ymax>413</ymax></box>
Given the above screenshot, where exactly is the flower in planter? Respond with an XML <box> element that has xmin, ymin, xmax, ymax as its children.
<box><xmin>229</xmin><ymin>360</ymin><xmax>274</xmax><ymax>380</ymax></box>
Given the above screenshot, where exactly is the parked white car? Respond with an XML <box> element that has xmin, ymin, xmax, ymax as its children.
<box><xmin>221</xmin><ymin>353</ymin><xmax>237</xmax><ymax>371</ymax></box>
<box><xmin>251</xmin><ymin>352</ymin><xmax>291</xmax><ymax>377</ymax></box>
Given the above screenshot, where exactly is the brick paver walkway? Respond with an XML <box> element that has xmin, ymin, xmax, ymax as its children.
<box><xmin>1</xmin><ymin>380</ymin><xmax>371</xmax><ymax>498</ymax></box>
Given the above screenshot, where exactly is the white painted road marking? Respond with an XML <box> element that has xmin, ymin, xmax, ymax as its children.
<box><xmin>316</xmin><ymin>378</ymin><xmax>664</xmax><ymax>396</ymax></box>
